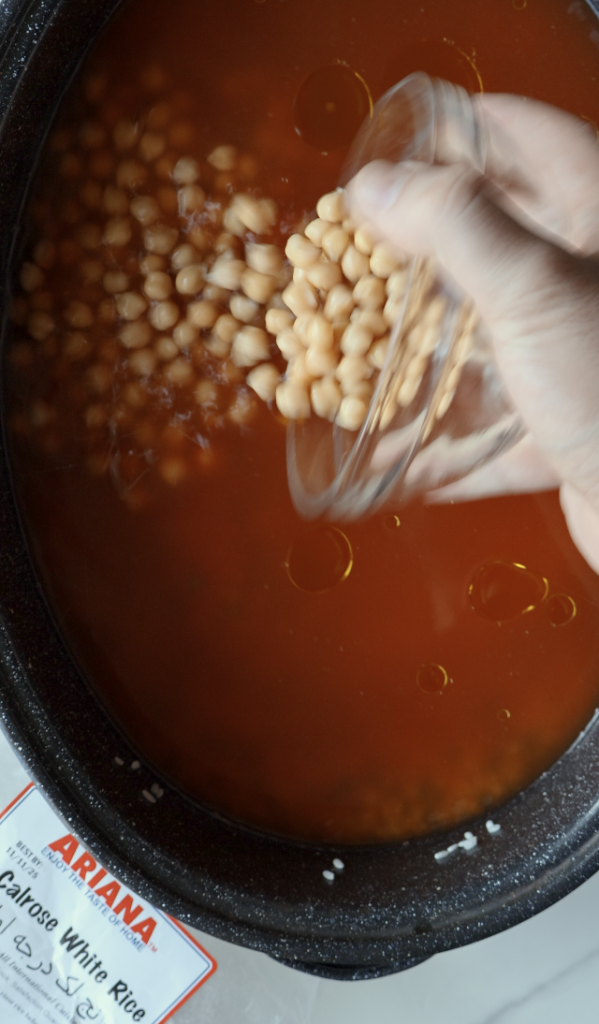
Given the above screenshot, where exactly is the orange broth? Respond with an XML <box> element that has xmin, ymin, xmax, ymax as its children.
<box><xmin>9</xmin><ymin>0</ymin><xmax>599</xmax><ymax>843</ymax></box>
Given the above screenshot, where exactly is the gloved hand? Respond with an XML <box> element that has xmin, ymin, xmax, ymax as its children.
<box><xmin>348</xmin><ymin>94</ymin><xmax>599</xmax><ymax>573</ymax></box>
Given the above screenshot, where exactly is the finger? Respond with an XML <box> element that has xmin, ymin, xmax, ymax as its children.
<box><xmin>425</xmin><ymin>434</ymin><xmax>560</xmax><ymax>503</ymax></box>
<box><xmin>478</xmin><ymin>94</ymin><xmax>599</xmax><ymax>252</ymax></box>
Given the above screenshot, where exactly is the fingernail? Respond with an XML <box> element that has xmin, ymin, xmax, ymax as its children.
<box><xmin>355</xmin><ymin>161</ymin><xmax>409</xmax><ymax>210</ymax></box>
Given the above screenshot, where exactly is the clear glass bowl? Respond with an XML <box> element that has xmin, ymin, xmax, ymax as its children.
<box><xmin>287</xmin><ymin>72</ymin><xmax>525</xmax><ymax>520</ymax></box>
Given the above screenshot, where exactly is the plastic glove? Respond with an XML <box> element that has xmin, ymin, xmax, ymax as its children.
<box><xmin>348</xmin><ymin>94</ymin><xmax>599</xmax><ymax>573</ymax></box>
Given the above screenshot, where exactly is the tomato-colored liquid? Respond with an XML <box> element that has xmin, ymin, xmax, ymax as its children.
<box><xmin>9</xmin><ymin>0</ymin><xmax>599</xmax><ymax>843</ymax></box>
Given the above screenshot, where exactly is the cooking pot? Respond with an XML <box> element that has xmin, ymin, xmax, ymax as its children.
<box><xmin>2</xmin><ymin>0</ymin><xmax>599</xmax><ymax>983</ymax></box>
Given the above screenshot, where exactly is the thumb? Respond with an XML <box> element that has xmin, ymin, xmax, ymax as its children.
<box><xmin>347</xmin><ymin>158</ymin><xmax>560</xmax><ymax>328</ymax></box>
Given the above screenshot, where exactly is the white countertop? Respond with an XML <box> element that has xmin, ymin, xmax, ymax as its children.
<box><xmin>1</xmin><ymin>727</ymin><xmax>597</xmax><ymax>1024</ymax></box>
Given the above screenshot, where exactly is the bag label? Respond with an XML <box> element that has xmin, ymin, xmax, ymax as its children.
<box><xmin>0</xmin><ymin>784</ymin><xmax>216</xmax><ymax>1024</ymax></box>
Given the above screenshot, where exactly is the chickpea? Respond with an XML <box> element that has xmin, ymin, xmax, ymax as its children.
<box><xmin>305</xmin><ymin>345</ymin><xmax>338</xmax><ymax>378</ymax></box>
<box><xmin>354</xmin><ymin>224</ymin><xmax>376</xmax><ymax>256</ymax></box>
<box><xmin>115</xmin><ymin>292</ymin><xmax>146</xmax><ymax>321</ymax></box>
<box><xmin>285</xmin><ymin>233</ymin><xmax>320</xmax><ymax>268</ymax></box>
<box><xmin>103</xmin><ymin>217</ymin><xmax>132</xmax><ymax>247</ymax></box>
<box><xmin>58</xmin><ymin>239</ymin><xmax>82</xmax><ymax>264</ymax></box>
<box><xmin>304</xmin><ymin>218</ymin><xmax>329</xmax><ymax>246</ymax></box>
<box><xmin>140</xmin><ymin>254</ymin><xmax>166</xmax><ymax>274</ymax></box>
<box><xmin>275</xmin><ymin>380</ymin><xmax>311</xmax><ymax>419</ymax></box>
<box><xmin>324</xmin><ymin>283</ymin><xmax>354</xmax><ymax>322</ymax></box>
<box><xmin>368</xmin><ymin>335</ymin><xmax>390</xmax><ymax>369</ymax></box>
<box><xmin>165</xmin><ymin>357</ymin><xmax>194</xmax><ymax>385</ymax></box>
<box><xmin>245</xmin><ymin>243</ymin><xmax>281</xmax><ymax>278</ymax></box>
<box><xmin>208</xmin><ymin>145</ymin><xmax>237</xmax><ymax>171</ymax></box>
<box><xmin>207</xmin><ymin>256</ymin><xmax>245</xmax><ymax>291</ymax></box>
<box><xmin>103</xmin><ymin>270</ymin><xmax>129</xmax><ymax>294</ymax></box>
<box><xmin>282</xmin><ymin>280</ymin><xmax>318</xmax><ymax>318</ymax></box>
<box><xmin>306</xmin><ymin>312</ymin><xmax>334</xmax><ymax>350</ymax></box>
<box><xmin>306</xmin><ymin>260</ymin><xmax>343</xmax><ymax>291</ymax></box>
<box><xmin>20</xmin><ymin>262</ymin><xmax>44</xmax><ymax>292</ymax></box>
<box><xmin>172</xmin><ymin>156</ymin><xmax>200</xmax><ymax>185</ymax></box>
<box><xmin>332</xmin><ymin>321</ymin><xmax>350</xmax><ymax>345</ymax></box>
<box><xmin>79</xmin><ymin>120</ymin><xmax>106</xmax><ymax>149</ymax></box>
<box><xmin>205</xmin><ymin>334</ymin><xmax>230</xmax><ymax>359</ymax></box>
<box><xmin>336</xmin><ymin>395</ymin><xmax>368</xmax><ymax>431</ymax></box>
<box><xmin>246</xmin><ymin>362</ymin><xmax>280</xmax><ymax>402</ymax></box>
<box><xmin>336</xmin><ymin>355</ymin><xmax>372</xmax><ymax>386</ymax></box>
<box><xmin>63</xmin><ymin>332</ymin><xmax>90</xmax><ymax>361</ymax></box>
<box><xmin>265</xmin><ymin>308</ymin><xmax>294</xmax><ymax>335</ymax></box>
<box><xmin>311</xmin><ymin>376</ymin><xmax>342</xmax><ymax>421</ymax></box>
<box><xmin>173</xmin><ymin>320</ymin><xmax>198</xmax><ymax>349</ymax></box>
<box><xmin>139</xmin><ymin>131</ymin><xmax>166</xmax><ymax>162</ymax></box>
<box><xmin>171</xmin><ymin>244</ymin><xmax>200</xmax><ymax>270</ymax></box>
<box><xmin>130</xmin><ymin>195</ymin><xmax>160</xmax><ymax>226</ymax></box>
<box><xmin>140</xmin><ymin>271</ymin><xmax>171</xmax><ymax>301</ymax></box>
<box><xmin>33</xmin><ymin>239</ymin><xmax>56</xmax><ymax>269</ymax></box>
<box><xmin>384</xmin><ymin>296</ymin><xmax>402</xmax><ymax>327</ymax></box>
<box><xmin>143</xmin><ymin>224</ymin><xmax>179</xmax><ymax>254</ymax></box>
<box><xmin>128</xmin><ymin>348</ymin><xmax>157</xmax><ymax>376</ymax></box>
<box><xmin>178</xmin><ymin>184</ymin><xmax>206</xmax><ymax>214</ymax></box>
<box><xmin>242</xmin><ymin>267</ymin><xmax>276</xmax><ymax>304</ymax></box>
<box><xmin>155</xmin><ymin>336</ymin><xmax>178</xmax><ymax>361</ymax></box>
<box><xmin>316</xmin><ymin>190</ymin><xmax>346</xmax><ymax>223</ymax></box>
<box><xmin>213</xmin><ymin>313</ymin><xmax>240</xmax><ymax>343</ymax></box>
<box><xmin>149</xmin><ymin>300</ymin><xmax>179</xmax><ymax>331</ymax></box>
<box><xmin>116</xmin><ymin>160</ymin><xmax>148</xmax><ymax>190</ymax></box>
<box><xmin>227</xmin><ymin>389</ymin><xmax>258</xmax><ymax>426</ymax></box>
<box><xmin>103</xmin><ymin>185</ymin><xmax>129</xmax><ymax>215</ymax></box>
<box><xmin>175</xmin><ymin>264</ymin><xmax>205</xmax><ymax>295</ymax></box>
<box><xmin>194</xmin><ymin>379</ymin><xmax>219</xmax><ymax>405</ymax></box>
<box><xmin>276</xmin><ymin>328</ymin><xmax>303</xmax><ymax>360</ymax></box>
<box><xmin>370</xmin><ymin>242</ymin><xmax>402</xmax><ymax>278</ymax></box>
<box><xmin>353</xmin><ymin>274</ymin><xmax>386</xmax><ymax>311</ymax></box>
<box><xmin>77</xmin><ymin>223</ymin><xmax>102</xmax><ymax>250</ymax></box>
<box><xmin>187</xmin><ymin>300</ymin><xmax>218</xmax><ymax>328</ymax></box>
<box><xmin>293</xmin><ymin>267</ymin><xmax>308</xmax><ymax>284</ymax></box>
<box><xmin>113</xmin><ymin>119</ymin><xmax>140</xmax><ymax>151</ymax></box>
<box><xmin>160</xmin><ymin>457</ymin><xmax>188</xmax><ymax>486</ymax></box>
<box><xmin>230</xmin><ymin>294</ymin><xmax>259</xmax><ymax>324</ymax></box>
<box><xmin>231</xmin><ymin>325</ymin><xmax>270</xmax><ymax>366</ymax></box>
<box><xmin>287</xmin><ymin>350</ymin><xmax>315</xmax><ymax>387</ymax></box>
<box><xmin>351</xmin><ymin>308</ymin><xmax>388</xmax><ymax>337</ymax></box>
<box><xmin>292</xmin><ymin>311</ymin><xmax>312</xmax><ymax>343</ymax></box>
<box><xmin>347</xmin><ymin>379</ymin><xmax>374</xmax><ymax>404</ymax></box>
<box><xmin>223</xmin><ymin>205</ymin><xmax>246</xmax><ymax>237</ymax></box>
<box><xmin>232</xmin><ymin>193</ymin><xmax>275</xmax><ymax>235</ymax></box>
<box><xmin>341</xmin><ymin>244</ymin><xmax>370</xmax><ymax>284</ymax></box>
<box><xmin>85</xmin><ymin>404</ymin><xmax>107</xmax><ymax>429</ymax></box>
<box><xmin>204</xmin><ymin>283</ymin><xmax>230</xmax><ymax>304</ymax></box>
<box><xmin>79</xmin><ymin>180</ymin><xmax>102</xmax><ymax>209</ymax></box>
<box><xmin>341</xmin><ymin>323</ymin><xmax>373</xmax><ymax>356</ymax></box>
<box><xmin>63</xmin><ymin>300</ymin><xmax>94</xmax><ymax>328</ymax></box>
<box><xmin>322</xmin><ymin>225</ymin><xmax>349</xmax><ymax>263</ymax></box>
<box><xmin>118</xmin><ymin>320</ymin><xmax>152</xmax><ymax>350</ymax></box>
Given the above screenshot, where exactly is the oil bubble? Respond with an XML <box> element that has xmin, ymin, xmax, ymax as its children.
<box><xmin>417</xmin><ymin>663</ymin><xmax>449</xmax><ymax>694</ymax></box>
<box><xmin>293</xmin><ymin>64</ymin><xmax>372</xmax><ymax>152</ymax></box>
<box><xmin>469</xmin><ymin>561</ymin><xmax>548</xmax><ymax>624</ymax></box>
<box><xmin>286</xmin><ymin>525</ymin><xmax>353</xmax><ymax>592</ymax></box>
<box><xmin>382</xmin><ymin>39</ymin><xmax>483</xmax><ymax>96</ymax></box>
<box><xmin>544</xmin><ymin>592</ymin><xmax>577</xmax><ymax>627</ymax></box>
<box><xmin>497</xmin><ymin>709</ymin><xmax>511</xmax><ymax>720</ymax></box>
<box><xmin>384</xmin><ymin>514</ymin><xmax>401</xmax><ymax>529</ymax></box>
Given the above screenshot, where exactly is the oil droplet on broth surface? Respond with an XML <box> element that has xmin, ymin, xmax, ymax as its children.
<box><xmin>497</xmin><ymin>708</ymin><xmax>511</xmax><ymax>720</ymax></box>
<box><xmin>417</xmin><ymin>663</ymin><xmax>449</xmax><ymax>694</ymax></box>
<box><xmin>544</xmin><ymin>592</ymin><xmax>577</xmax><ymax>626</ymax></box>
<box><xmin>286</xmin><ymin>525</ymin><xmax>353</xmax><ymax>592</ymax></box>
<box><xmin>382</xmin><ymin>39</ymin><xmax>483</xmax><ymax>95</ymax></box>
<box><xmin>469</xmin><ymin>561</ymin><xmax>548</xmax><ymax>624</ymax></box>
<box><xmin>384</xmin><ymin>514</ymin><xmax>401</xmax><ymax>529</ymax></box>
<box><xmin>293</xmin><ymin>64</ymin><xmax>372</xmax><ymax>152</ymax></box>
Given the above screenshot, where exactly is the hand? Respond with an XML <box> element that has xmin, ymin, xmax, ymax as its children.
<box><xmin>348</xmin><ymin>94</ymin><xmax>599</xmax><ymax>573</ymax></box>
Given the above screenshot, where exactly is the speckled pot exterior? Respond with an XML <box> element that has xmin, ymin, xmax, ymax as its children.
<box><xmin>2</xmin><ymin>0</ymin><xmax>599</xmax><ymax>983</ymax></box>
